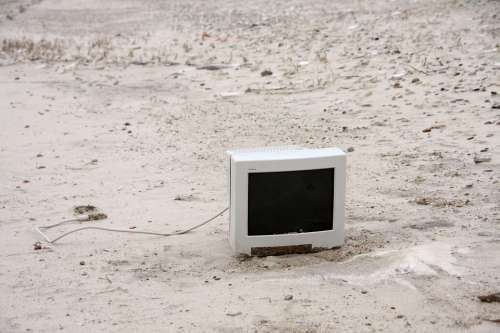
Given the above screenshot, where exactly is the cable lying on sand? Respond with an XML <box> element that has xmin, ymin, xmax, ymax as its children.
<box><xmin>36</xmin><ymin>207</ymin><xmax>229</xmax><ymax>244</ymax></box>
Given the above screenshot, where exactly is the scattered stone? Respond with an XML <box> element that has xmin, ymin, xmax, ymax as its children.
<box><xmin>284</xmin><ymin>294</ymin><xmax>293</xmax><ymax>301</ymax></box>
<box><xmin>74</xmin><ymin>205</ymin><xmax>98</xmax><ymax>215</ymax></box>
<box><xmin>79</xmin><ymin>261</ymin><xmax>86</xmax><ymax>266</ymax></box>
<box><xmin>411</xmin><ymin>78</ymin><xmax>420</xmax><ymax>83</ymax></box>
<box><xmin>347</xmin><ymin>147</ymin><xmax>355</xmax><ymax>152</ymax></box>
<box><xmin>478</xmin><ymin>292</ymin><xmax>500</xmax><ymax>303</ymax></box>
<box><xmin>414</xmin><ymin>197</ymin><xmax>467</xmax><ymax>207</ymax></box>
<box><xmin>197</xmin><ymin>64</ymin><xmax>235</xmax><ymax>71</ymax></box>
<box><xmin>473</xmin><ymin>156</ymin><xmax>491</xmax><ymax>164</ymax></box>
<box><xmin>226</xmin><ymin>311</ymin><xmax>242</xmax><ymax>317</ymax></box>
<box><xmin>261</xmin><ymin>69</ymin><xmax>273</xmax><ymax>77</ymax></box>
<box><xmin>415</xmin><ymin>197</ymin><xmax>431</xmax><ymax>205</ymax></box>
<box><xmin>408</xmin><ymin>220</ymin><xmax>453</xmax><ymax>230</ymax></box>
<box><xmin>174</xmin><ymin>194</ymin><xmax>197</xmax><ymax>201</ymax></box>
<box><xmin>361</xmin><ymin>290</ymin><xmax>368</xmax><ymax>294</ymax></box>
<box><xmin>33</xmin><ymin>242</ymin><xmax>42</xmax><ymax>250</ymax></box>
<box><xmin>86</xmin><ymin>213</ymin><xmax>107</xmax><ymax>221</ymax></box>
<box><xmin>124</xmin><ymin>122</ymin><xmax>131</xmax><ymax>126</ymax></box>
<box><xmin>492</xmin><ymin>103</ymin><xmax>500</xmax><ymax>109</ymax></box>
<box><xmin>422</xmin><ymin>124</ymin><xmax>445</xmax><ymax>133</ymax></box>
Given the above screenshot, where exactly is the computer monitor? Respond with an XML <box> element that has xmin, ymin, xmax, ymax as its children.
<box><xmin>227</xmin><ymin>147</ymin><xmax>346</xmax><ymax>255</ymax></box>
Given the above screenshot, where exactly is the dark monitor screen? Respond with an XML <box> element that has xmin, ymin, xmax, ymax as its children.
<box><xmin>248</xmin><ymin>168</ymin><xmax>334</xmax><ymax>236</ymax></box>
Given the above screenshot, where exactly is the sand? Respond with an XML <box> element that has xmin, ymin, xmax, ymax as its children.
<box><xmin>0</xmin><ymin>0</ymin><xmax>499</xmax><ymax>332</ymax></box>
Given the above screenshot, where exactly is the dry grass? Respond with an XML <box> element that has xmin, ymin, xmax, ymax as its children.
<box><xmin>0</xmin><ymin>37</ymin><xmax>179</xmax><ymax>66</ymax></box>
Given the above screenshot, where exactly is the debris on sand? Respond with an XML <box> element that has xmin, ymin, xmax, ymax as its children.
<box><xmin>33</xmin><ymin>241</ymin><xmax>43</xmax><ymax>250</ymax></box>
<box><xmin>86</xmin><ymin>213</ymin><xmax>108</xmax><ymax>221</ymax></box>
<box><xmin>196</xmin><ymin>64</ymin><xmax>238</xmax><ymax>71</ymax></box>
<box><xmin>422</xmin><ymin>124</ymin><xmax>445</xmax><ymax>133</ymax></box>
<box><xmin>73</xmin><ymin>206</ymin><xmax>107</xmax><ymax>221</ymax></box>
<box><xmin>74</xmin><ymin>205</ymin><xmax>98</xmax><ymax>215</ymax></box>
<box><xmin>260</xmin><ymin>69</ymin><xmax>273</xmax><ymax>76</ymax></box>
<box><xmin>414</xmin><ymin>197</ymin><xmax>467</xmax><ymax>207</ymax></box>
<box><xmin>174</xmin><ymin>194</ymin><xmax>197</xmax><ymax>201</ymax></box>
<box><xmin>226</xmin><ymin>311</ymin><xmax>242</xmax><ymax>317</ymax></box>
<box><xmin>478</xmin><ymin>292</ymin><xmax>500</xmax><ymax>303</ymax></box>
<box><xmin>485</xmin><ymin>319</ymin><xmax>500</xmax><ymax>323</ymax></box>
<box><xmin>473</xmin><ymin>156</ymin><xmax>492</xmax><ymax>164</ymax></box>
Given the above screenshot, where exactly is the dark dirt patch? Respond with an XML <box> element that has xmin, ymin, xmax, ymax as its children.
<box><xmin>227</xmin><ymin>229</ymin><xmax>386</xmax><ymax>273</ymax></box>
<box><xmin>73</xmin><ymin>205</ymin><xmax>98</xmax><ymax>215</ymax></box>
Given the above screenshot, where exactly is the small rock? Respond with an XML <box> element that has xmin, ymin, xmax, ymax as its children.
<box><xmin>415</xmin><ymin>197</ymin><xmax>431</xmax><ymax>205</ymax></box>
<box><xmin>347</xmin><ymin>147</ymin><xmax>355</xmax><ymax>152</ymax></box>
<box><xmin>79</xmin><ymin>261</ymin><xmax>86</xmax><ymax>266</ymax></box>
<box><xmin>492</xmin><ymin>103</ymin><xmax>500</xmax><ymax>109</ymax></box>
<box><xmin>478</xmin><ymin>292</ymin><xmax>500</xmax><ymax>303</ymax></box>
<box><xmin>261</xmin><ymin>70</ymin><xmax>273</xmax><ymax>77</ymax></box>
<box><xmin>473</xmin><ymin>156</ymin><xmax>491</xmax><ymax>164</ymax></box>
<box><xmin>422</xmin><ymin>124</ymin><xmax>445</xmax><ymax>133</ymax></box>
<box><xmin>226</xmin><ymin>311</ymin><xmax>242</xmax><ymax>317</ymax></box>
<box><xmin>33</xmin><ymin>242</ymin><xmax>42</xmax><ymax>250</ymax></box>
<box><xmin>284</xmin><ymin>294</ymin><xmax>293</xmax><ymax>301</ymax></box>
<box><xmin>361</xmin><ymin>290</ymin><xmax>368</xmax><ymax>294</ymax></box>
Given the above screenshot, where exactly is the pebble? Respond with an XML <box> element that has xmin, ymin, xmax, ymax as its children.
<box><xmin>226</xmin><ymin>311</ymin><xmax>242</xmax><ymax>317</ymax></box>
<box><xmin>347</xmin><ymin>147</ymin><xmax>355</xmax><ymax>152</ymax></box>
<box><xmin>284</xmin><ymin>294</ymin><xmax>293</xmax><ymax>301</ymax></box>
<box><xmin>473</xmin><ymin>156</ymin><xmax>491</xmax><ymax>164</ymax></box>
<box><xmin>79</xmin><ymin>261</ymin><xmax>86</xmax><ymax>266</ymax></box>
<box><xmin>261</xmin><ymin>70</ymin><xmax>273</xmax><ymax>76</ymax></box>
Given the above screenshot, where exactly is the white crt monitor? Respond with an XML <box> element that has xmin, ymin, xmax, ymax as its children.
<box><xmin>227</xmin><ymin>147</ymin><xmax>346</xmax><ymax>255</ymax></box>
